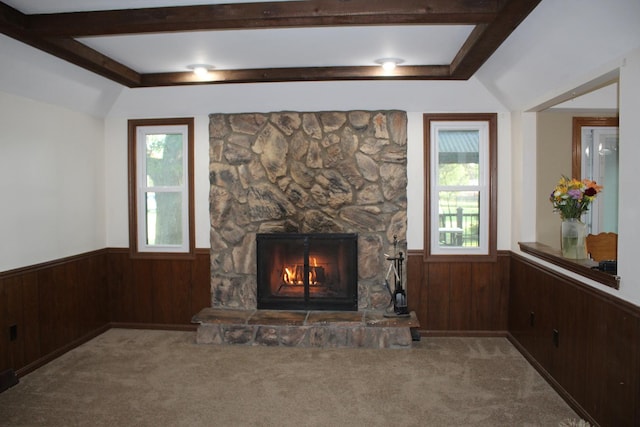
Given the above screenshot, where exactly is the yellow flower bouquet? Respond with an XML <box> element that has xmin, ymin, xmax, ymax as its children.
<box><xmin>549</xmin><ymin>176</ymin><xmax>602</xmax><ymax>220</ymax></box>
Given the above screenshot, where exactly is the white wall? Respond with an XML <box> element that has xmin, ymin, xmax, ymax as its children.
<box><xmin>617</xmin><ymin>47</ymin><xmax>640</xmax><ymax>304</ymax></box>
<box><xmin>103</xmin><ymin>79</ymin><xmax>508</xmax><ymax>251</ymax></box>
<box><xmin>0</xmin><ymin>35</ymin><xmax>123</xmax><ymax>118</ymax></box>
<box><xmin>0</xmin><ymin>90</ymin><xmax>106</xmax><ymax>271</ymax></box>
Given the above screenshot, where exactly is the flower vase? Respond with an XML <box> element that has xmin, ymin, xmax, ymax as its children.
<box><xmin>561</xmin><ymin>218</ymin><xmax>587</xmax><ymax>259</ymax></box>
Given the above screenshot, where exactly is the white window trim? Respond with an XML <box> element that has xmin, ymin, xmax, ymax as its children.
<box><xmin>135</xmin><ymin>124</ymin><xmax>190</xmax><ymax>253</ymax></box>
<box><xmin>429</xmin><ymin>121</ymin><xmax>490</xmax><ymax>256</ymax></box>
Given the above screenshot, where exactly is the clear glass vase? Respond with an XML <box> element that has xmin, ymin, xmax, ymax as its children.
<box><xmin>561</xmin><ymin>218</ymin><xmax>587</xmax><ymax>259</ymax></box>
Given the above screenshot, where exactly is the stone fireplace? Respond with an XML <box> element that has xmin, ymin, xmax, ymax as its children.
<box><xmin>209</xmin><ymin>110</ymin><xmax>407</xmax><ymax>312</ymax></box>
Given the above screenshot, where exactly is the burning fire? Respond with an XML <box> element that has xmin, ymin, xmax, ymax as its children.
<box><xmin>282</xmin><ymin>258</ymin><xmax>325</xmax><ymax>285</ymax></box>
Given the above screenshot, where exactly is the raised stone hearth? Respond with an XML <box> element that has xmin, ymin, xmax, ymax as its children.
<box><xmin>193</xmin><ymin>308</ymin><xmax>419</xmax><ymax>349</ymax></box>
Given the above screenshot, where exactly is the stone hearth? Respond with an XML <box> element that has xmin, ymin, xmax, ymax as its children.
<box><xmin>209</xmin><ymin>110</ymin><xmax>408</xmax><ymax>312</ymax></box>
<box><xmin>193</xmin><ymin>308</ymin><xmax>419</xmax><ymax>349</ymax></box>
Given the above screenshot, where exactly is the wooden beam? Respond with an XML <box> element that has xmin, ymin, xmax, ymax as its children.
<box><xmin>449</xmin><ymin>0</ymin><xmax>542</xmax><ymax>79</ymax></box>
<box><xmin>0</xmin><ymin>1</ymin><xmax>29</xmax><ymax>39</ymax></box>
<box><xmin>26</xmin><ymin>0</ymin><xmax>499</xmax><ymax>37</ymax></box>
<box><xmin>140</xmin><ymin>64</ymin><xmax>454</xmax><ymax>86</ymax></box>
<box><xmin>42</xmin><ymin>38</ymin><xmax>141</xmax><ymax>87</ymax></box>
<box><xmin>0</xmin><ymin>2</ymin><xmax>140</xmax><ymax>87</ymax></box>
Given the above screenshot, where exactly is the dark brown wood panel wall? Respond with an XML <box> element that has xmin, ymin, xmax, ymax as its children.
<box><xmin>407</xmin><ymin>250</ymin><xmax>510</xmax><ymax>334</ymax></box>
<box><xmin>509</xmin><ymin>254</ymin><xmax>640</xmax><ymax>427</ymax></box>
<box><xmin>107</xmin><ymin>248</ymin><xmax>210</xmax><ymax>326</ymax></box>
<box><xmin>0</xmin><ymin>248</ymin><xmax>210</xmax><ymax>375</ymax></box>
<box><xmin>0</xmin><ymin>250</ymin><xmax>109</xmax><ymax>375</ymax></box>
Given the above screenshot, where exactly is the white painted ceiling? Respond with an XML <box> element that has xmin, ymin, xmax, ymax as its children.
<box><xmin>77</xmin><ymin>25</ymin><xmax>473</xmax><ymax>73</ymax></box>
<box><xmin>2</xmin><ymin>0</ymin><xmax>640</xmax><ymax>114</ymax></box>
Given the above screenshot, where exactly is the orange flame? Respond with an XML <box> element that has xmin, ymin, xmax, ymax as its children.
<box><xmin>282</xmin><ymin>262</ymin><xmax>323</xmax><ymax>285</ymax></box>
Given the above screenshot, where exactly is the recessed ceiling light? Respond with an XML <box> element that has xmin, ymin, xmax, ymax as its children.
<box><xmin>187</xmin><ymin>64</ymin><xmax>214</xmax><ymax>77</ymax></box>
<box><xmin>375</xmin><ymin>58</ymin><xmax>404</xmax><ymax>71</ymax></box>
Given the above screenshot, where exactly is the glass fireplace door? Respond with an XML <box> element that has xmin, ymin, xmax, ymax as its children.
<box><xmin>256</xmin><ymin>233</ymin><xmax>358</xmax><ymax>311</ymax></box>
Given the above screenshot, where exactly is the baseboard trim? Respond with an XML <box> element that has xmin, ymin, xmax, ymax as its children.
<box><xmin>419</xmin><ymin>330</ymin><xmax>508</xmax><ymax>338</ymax></box>
<box><xmin>506</xmin><ymin>333</ymin><xmax>596</xmax><ymax>426</ymax></box>
<box><xmin>16</xmin><ymin>323</ymin><xmax>111</xmax><ymax>378</ymax></box>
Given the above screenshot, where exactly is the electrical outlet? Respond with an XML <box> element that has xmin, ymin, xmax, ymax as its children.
<box><xmin>9</xmin><ymin>325</ymin><xmax>17</xmax><ymax>341</ymax></box>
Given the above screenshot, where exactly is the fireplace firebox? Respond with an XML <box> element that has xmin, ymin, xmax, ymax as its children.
<box><xmin>256</xmin><ymin>233</ymin><xmax>358</xmax><ymax>311</ymax></box>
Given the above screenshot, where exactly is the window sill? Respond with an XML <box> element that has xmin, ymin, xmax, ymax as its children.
<box><xmin>518</xmin><ymin>242</ymin><xmax>620</xmax><ymax>290</ymax></box>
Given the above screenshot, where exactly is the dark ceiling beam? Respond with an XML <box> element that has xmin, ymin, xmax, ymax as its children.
<box><xmin>42</xmin><ymin>38</ymin><xmax>142</xmax><ymax>87</ymax></box>
<box><xmin>449</xmin><ymin>0</ymin><xmax>542</xmax><ymax>79</ymax></box>
<box><xmin>26</xmin><ymin>0</ymin><xmax>499</xmax><ymax>37</ymax></box>
<box><xmin>140</xmin><ymin>64</ymin><xmax>454</xmax><ymax>87</ymax></box>
<box><xmin>0</xmin><ymin>2</ymin><xmax>141</xmax><ymax>87</ymax></box>
<box><xmin>0</xmin><ymin>1</ymin><xmax>26</xmax><ymax>31</ymax></box>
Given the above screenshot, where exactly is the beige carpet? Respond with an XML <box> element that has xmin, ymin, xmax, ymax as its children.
<box><xmin>0</xmin><ymin>329</ymin><xmax>581</xmax><ymax>426</ymax></box>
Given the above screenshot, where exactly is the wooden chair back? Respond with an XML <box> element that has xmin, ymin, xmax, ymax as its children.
<box><xmin>585</xmin><ymin>232</ymin><xmax>618</xmax><ymax>261</ymax></box>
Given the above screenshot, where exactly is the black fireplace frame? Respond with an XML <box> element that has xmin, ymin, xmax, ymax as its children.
<box><xmin>256</xmin><ymin>233</ymin><xmax>358</xmax><ymax>311</ymax></box>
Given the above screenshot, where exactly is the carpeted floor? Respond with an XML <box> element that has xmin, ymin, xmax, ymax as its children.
<box><xmin>0</xmin><ymin>329</ymin><xmax>582</xmax><ymax>426</ymax></box>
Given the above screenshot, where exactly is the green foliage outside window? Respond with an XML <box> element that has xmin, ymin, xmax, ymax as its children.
<box><xmin>145</xmin><ymin>133</ymin><xmax>184</xmax><ymax>246</ymax></box>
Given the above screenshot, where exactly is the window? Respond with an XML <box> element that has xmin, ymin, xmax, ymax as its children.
<box><xmin>424</xmin><ymin>114</ymin><xmax>497</xmax><ymax>261</ymax></box>
<box><xmin>128</xmin><ymin>118</ymin><xmax>194</xmax><ymax>257</ymax></box>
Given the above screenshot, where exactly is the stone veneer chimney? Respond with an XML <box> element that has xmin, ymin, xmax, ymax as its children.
<box><xmin>209</xmin><ymin>110</ymin><xmax>407</xmax><ymax>311</ymax></box>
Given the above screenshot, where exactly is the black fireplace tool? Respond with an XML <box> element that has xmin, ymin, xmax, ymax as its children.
<box><xmin>384</xmin><ymin>236</ymin><xmax>410</xmax><ymax>318</ymax></box>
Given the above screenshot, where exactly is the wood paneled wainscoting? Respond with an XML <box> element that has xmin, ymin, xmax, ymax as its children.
<box><xmin>107</xmin><ymin>249</ymin><xmax>210</xmax><ymax>328</ymax></box>
<box><xmin>0</xmin><ymin>250</ymin><xmax>110</xmax><ymax>377</ymax></box>
<box><xmin>406</xmin><ymin>250</ymin><xmax>511</xmax><ymax>335</ymax></box>
<box><xmin>509</xmin><ymin>253</ymin><xmax>640</xmax><ymax>427</ymax></box>
<box><xmin>0</xmin><ymin>248</ymin><xmax>211</xmax><ymax>377</ymax></box>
